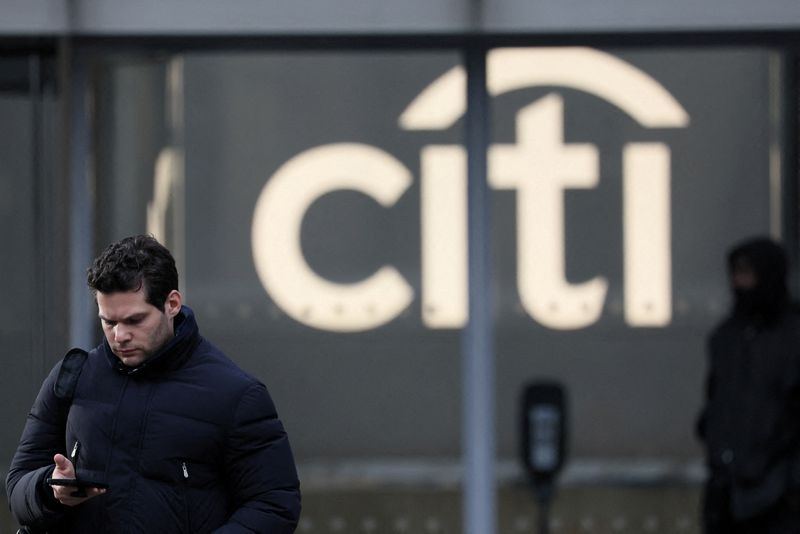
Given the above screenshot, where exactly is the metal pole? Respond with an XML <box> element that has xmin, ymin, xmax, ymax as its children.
<box><xmin>462</xmin><ymin>45</ymin><xmax>495</xmax><ymax>534</ymax></box>
<box><xmin>537</xmin><ymin>488</ymin><xmax>553</xmax><ymax>534</ymax></box>
<box><xmin>777</xmin><ymin>53</ymin><xmax>800</xmax><ymax>296</ymax></box>
<box><xmin>29</xmin><ymin>53</ymin><xmax>46</xmax><ymax>377</ymax></box>
<box><xmin>538</xmin><ymin>501</ymin><xmax>549</xmax><ymax>534</ymax></box>
<box><xmin>64</xmin><ymin>40</ymin><xmax>94</xmax><ymax>350</ymax></box>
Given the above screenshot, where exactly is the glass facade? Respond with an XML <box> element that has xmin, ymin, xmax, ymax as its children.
<box><xmin>87</xmin><ymin>46</ymin><xmax>780</xmax><ymax>462</ymax></box>
<box><xmin>0</xmin><ymin>53</ymin><xmax>64</xmax><ymax>471</ymax></box>
<box><xmin>0</xmin><ymin>38</ymin><xmax>795</xmax><ymax>534</ymax></box>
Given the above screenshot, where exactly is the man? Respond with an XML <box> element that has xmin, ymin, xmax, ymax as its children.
<box><xmin>6</xmin><ymin>235</ymin><xmax>301</xmax><ymax>533</ymax></box>
<box><xmin>697</xmin><ymin>236</ymin><xmax>800</xmax><ymax>533</ymax></box>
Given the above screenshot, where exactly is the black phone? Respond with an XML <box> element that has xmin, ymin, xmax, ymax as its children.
<box><xmin>46</xmin><ymin>477</ymin><xmax>109</xmax><ymax>490</ymax></box>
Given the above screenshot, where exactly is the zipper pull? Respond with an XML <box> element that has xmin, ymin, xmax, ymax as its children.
<box><xmin>71</xmin><ymin>441</ymin><xmax>80</xmax><ymax>465</ymax></box>
<box><xmin>182</xmin><ymin>461</ymin><xmax>189</xmax><ymax>479</ymax></box>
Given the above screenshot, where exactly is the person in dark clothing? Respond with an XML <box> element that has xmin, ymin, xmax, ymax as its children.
<box><xmin>6</xmin><ymin>234</ymin><xmax>301</xmax><ymax>533</ymax></box>
<box><xmin>697</xmin><ymin>236</ymin><xmax>800</xmax><ymax>534</ymax></box>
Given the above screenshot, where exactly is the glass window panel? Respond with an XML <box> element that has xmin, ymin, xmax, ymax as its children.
<box><xmin>489</xmin><ymin>47</ymin><xmax>777</xmax><ymax>465</ymax></box>
<box><xmin>89</xmin><ymin>44</ymin><xmax>785</xmax><ymax>531</ymax></box>
<box><xmin>0</xmin><ymin>54</ymin><xmax>62</xmax><ymax>504</ymax></box>
<box><xmin>93</xmin><ymin>50</ymin><xmax>465</xmax><ymax>463</ymax></box>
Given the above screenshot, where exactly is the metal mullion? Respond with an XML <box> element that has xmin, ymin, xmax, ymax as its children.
<box><xmin>462</xmin><ymin>43</ymin><xmax>496</xmax><ymax>534</ymax></box>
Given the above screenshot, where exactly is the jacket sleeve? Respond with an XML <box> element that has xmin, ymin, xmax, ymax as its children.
<box><xmin>695</xmin><ymin>335</ymin><xmax>717</xmax><ymax>442</ymax></box>
<box><xmin>213</xmin><ymin>382</ymin><xmax>301</xmax><ymax>533</ymax></box>
<box><xmin>5</xmin><ymin>362</ymin><xmax>70</xmax><ymax>529</ymax></box>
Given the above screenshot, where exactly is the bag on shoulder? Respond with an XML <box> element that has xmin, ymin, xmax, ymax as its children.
<box><xmin>14</xmin><ymin>348</ymin><xmax>88</xmax><ymax>534</ymax></box>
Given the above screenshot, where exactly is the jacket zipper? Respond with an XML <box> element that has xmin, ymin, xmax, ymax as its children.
<box><xmin>181</xmin><ymin>461</ymin><xmax>190</xmax><ymax>532</ymax></box>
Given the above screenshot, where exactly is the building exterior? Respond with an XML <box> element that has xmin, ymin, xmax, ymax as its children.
<box><xmin>2</xmin><ymin>2</ymin><xmax>800</xmax><ymax>532</ymax></box>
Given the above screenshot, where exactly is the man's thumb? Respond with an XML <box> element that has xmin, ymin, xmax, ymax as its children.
<box><xmin>53</xmin><ymin>453</ymin><xmax>73</xmax><ymax>474</ymax></box>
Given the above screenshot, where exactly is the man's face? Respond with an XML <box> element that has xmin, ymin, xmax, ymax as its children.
<box><xmin>96</xmin><ymin>287</ymin><xmax>181</xmax><ymax>367</ymax></box>
<box><xmin>731</xmin><ymin>257</ymin><xmax>758</xmax><ymax>292</ymax></box>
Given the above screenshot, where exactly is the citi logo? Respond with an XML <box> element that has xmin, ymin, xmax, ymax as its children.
<box><xmin>250</xmin><ymin>47</ymin><xmax>690</xmax><ymax>333</ymax></box>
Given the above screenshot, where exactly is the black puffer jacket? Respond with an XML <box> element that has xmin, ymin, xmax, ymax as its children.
<box><xmin>6</xmin><ymin>306</ymin><xmax>301</xmax><ymax>533</ymax></box>
<box><xmin>698</xmin><ymin>238</ymin><xmax>800</xmax><ymax>521</ymax></box>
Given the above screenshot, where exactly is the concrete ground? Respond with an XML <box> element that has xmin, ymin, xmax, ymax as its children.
<box><xmin>1</xmin><ymin>483</ymin><xmax>702</xmax><ymax>534</ymax></box>
<box><xmin>298</xmin><ymin>484</ymin><xmax>702</xmax><ymax>534</ymax></box>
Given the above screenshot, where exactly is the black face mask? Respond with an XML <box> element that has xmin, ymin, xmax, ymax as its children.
<box><xmin>728</xmin><ymin>238</ymin><xmax>788</xmax><ymax>321</ymax></box>
<box><xmin>733</xmin><ymin>287</ymin><xmax>766</xmax><ymax>318</ymax></box>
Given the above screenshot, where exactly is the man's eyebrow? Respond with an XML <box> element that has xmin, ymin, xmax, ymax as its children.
<box><xmin>98</xmin><ymin>312</ymin><xmax>147</xmax><ymax>323</ymax></box>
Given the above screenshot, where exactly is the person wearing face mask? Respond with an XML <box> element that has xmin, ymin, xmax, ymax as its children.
<box><xmin>697</xmin><ymin>236</ymin><xmax>800</xmax><ymax>533</ymax></box>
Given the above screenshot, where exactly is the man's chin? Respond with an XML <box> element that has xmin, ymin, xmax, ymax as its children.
<box><xmin>115</xmin><ymin>350</ymin><xmax>145</xmax><ymax>367</ymax></box>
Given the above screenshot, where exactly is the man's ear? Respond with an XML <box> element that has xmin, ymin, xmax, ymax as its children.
<box><xmin>165</xmin><ymin>290</ymin><xmax>182</xmax><ymax>318</ymax></box>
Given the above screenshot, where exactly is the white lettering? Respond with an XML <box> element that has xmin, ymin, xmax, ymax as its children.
<box><xmin>421</xmin><ymin>145</ymin><xmax>468</xmax><ymax>328</ymax></box>
<box><xmin>623</xmin><ymin>143</ymin><xmax>672</xmax><ymax>326</ymax></box>
<box><xmin>251</xmin><ymin>143</ymin><xmax>414</xmax><ymax>332</ymax></box>
<box><xmin>490</xmin><ymin>94</ymin><xmax>607</xmax><ymax>330</ymax></box>
<box><xmin>252</xmin><ymin>48</ymin><xmax>690</xmax><ymax>332</ymax></box>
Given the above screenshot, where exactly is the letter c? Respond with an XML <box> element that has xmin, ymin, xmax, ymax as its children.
<box><xmin>251</xmin><ymin>143</ymin><xmax>414</xmax><ymax>332</ymax></box>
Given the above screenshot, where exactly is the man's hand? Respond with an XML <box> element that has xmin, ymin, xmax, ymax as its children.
<box><xmin>50</xmin><ymin>454</ymin><xmax>106</xmax><ymax>506</ymax></box>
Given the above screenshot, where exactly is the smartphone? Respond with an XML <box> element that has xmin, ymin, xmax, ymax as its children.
<box><xmin>46</xmin><ymin>477</ymin><xmax>109</xmax><ymax>490</ymax></box>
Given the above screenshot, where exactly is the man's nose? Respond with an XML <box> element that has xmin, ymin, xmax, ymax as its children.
<box><xmin>114</xmin><ymin>324</ymin><xmax>132</xmax><ymax>342</ymax></box>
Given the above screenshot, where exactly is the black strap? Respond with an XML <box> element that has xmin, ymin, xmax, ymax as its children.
<box><xmin>15</xmin><ymin>352</ymin><xmax>87</xmax><ymax>534</ymax></box>
<box><xmin>53</xmin><ymin>348</ymin><xmax>88</xmax><ymax>401</ymax></box>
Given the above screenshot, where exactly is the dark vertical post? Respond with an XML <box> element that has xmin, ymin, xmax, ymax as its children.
<box><xmin>462</xmin><ymin>44</ymin><xmax>495</xmax><ymax>534</ymax></box>
<box><xmin>29</xmin><ymin>53</ymin><xmax>46</xmax><ymax>378</ymax></box>
<box><xmin>538</xmin><ymin>499</ymin><xmax>550</xmax><ymax>534</ymax></box>
<box><xmin>780</xmin><ymin>53</ymin><xmax>799</xmax><ymax>294</ymax></box>
<box><xmin>62</xmin><ymin>39</ymin><xmax>94</xmax><ymax>350</ymax></box>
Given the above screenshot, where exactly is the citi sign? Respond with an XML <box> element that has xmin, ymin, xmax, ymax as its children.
<box><xmin>251</xmin><ymin>48</ymin><xmax>690</xmax><ymax>333</ymax></box>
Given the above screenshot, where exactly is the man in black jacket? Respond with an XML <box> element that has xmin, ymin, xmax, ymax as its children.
<box><xmin>6</xmin><ymin>234</ymin><xmax>301</xmax><ymax>533</ymax></box>
<box><xmin>697</xmin><ymin>236</ymin><xmax>800</xmax><ymax>533</ymax></box>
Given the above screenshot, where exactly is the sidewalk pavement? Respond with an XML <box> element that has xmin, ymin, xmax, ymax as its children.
<box><xmin>1</xmin><ymin>483</ymin><xmax>701</xmax><ymax>534</ymax></box>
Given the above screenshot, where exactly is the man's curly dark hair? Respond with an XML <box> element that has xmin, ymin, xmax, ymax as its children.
<box><xmin>87</xmin><ymin>234</ymin><xmax>179</xmax><ymax>310</ymax></box>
